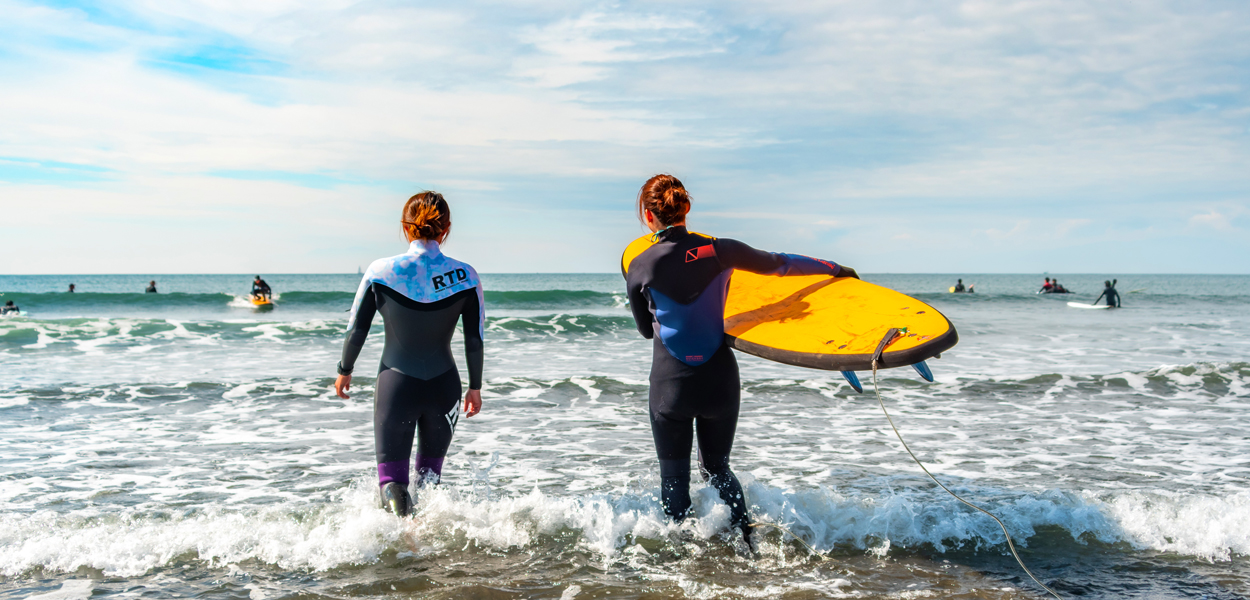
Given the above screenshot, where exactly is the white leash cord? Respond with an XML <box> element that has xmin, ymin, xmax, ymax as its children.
<box><xmin>872</xmin><ymin>360</ymin><xmax>1063</xmax><ymax>599</ymax></box>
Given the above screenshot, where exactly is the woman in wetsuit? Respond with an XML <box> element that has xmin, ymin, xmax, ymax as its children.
<box><xmin>334</xmin><ymin>191</ymin><xmax>485</xmax><ymax>517</ymax></box>
<box><xmin>622</xmin><ymin>174</ymin><xmax>857</xmax><ymax>545</ymax></box>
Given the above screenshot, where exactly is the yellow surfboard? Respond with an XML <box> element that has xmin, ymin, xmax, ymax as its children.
<box><xmin>623</xmin><ymin>233</ymin><xmax>957</xmax><ymax>372</ymax></box>
<box><xmin>251</xmin><ymin>296</ymin><xmax>274</xmax><ymax>310</ymax></box>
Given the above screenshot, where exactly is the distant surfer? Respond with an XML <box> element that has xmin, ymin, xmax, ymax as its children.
<box><xmin>67</xmin><ymin>283</ymin><xmax>75</xmax><ymax>293</ymax></box>
<box><xmin>1039</xmin><ymin>277</ymin><xmax>1053</xmax><ymax>293</ymax></box>
<box><xmin>622</xmin><ymin>174</ymin><xmax>857</xmax><ymax>548</ymax></box>
<box><xmin>334</xmin><ymin>191</ymin><xmax>484</xmax><ymax>518</ymax></box>
<box><xmin>953</xmin><ymin>279</ymin><xmax>966</xmax><ymax>293</ymax></box>
<box><xmin>1052</xmin><ymin>279</ymin><xmax>1068</xmax><ymax>294</ymax></box>
<box><xmin>145</xmin><ymin>280</ymin><xmax>158</xmax><ymax>293</ymax></box>
<box><xmin>1094</xmin><ymin>280</ymin><xmax>1121</xmax><ymax>308</ymax></box>
<box><xmin>251</xmin><ymin>276</ymin><xmax>272</xmax><ymax>301</ymax></box>
<box><xmin>1</xmin><ymin>300</ymin><xmax>18</xmax><ymax>315</ymax></box>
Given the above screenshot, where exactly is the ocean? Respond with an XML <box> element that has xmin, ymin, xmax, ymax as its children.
<box><xmin>2</xmin><ymin>273</ymin><xmax>1248</xmax><ymax>599</ymax></box>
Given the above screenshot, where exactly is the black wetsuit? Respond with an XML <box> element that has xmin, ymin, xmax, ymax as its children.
<box><xmin>252</xmin><ymin>279</ymin><xmax>272</xmax><ymax>298</ymax></box>
<box><xmin>623</xmin><ymin>226</ymin><xmax>841</xmax><ymax>533</ymax></box>
<box><xmin>1</xmin><ymin>303</ymin><xmax>18</xmax><ymax>315</ymax></box>
<box><xmin>1095</xmin><ymin>286</ymin><xmax>1121</xmax><ymax>308</ymax></box>
<box><xmin>338</xmin><ymin>240</ymin><xmax>484</xmax><ymax>488</ymax></box>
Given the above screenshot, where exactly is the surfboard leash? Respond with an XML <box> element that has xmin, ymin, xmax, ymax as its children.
<box><xmin>746</xmin><ymin>521</ymin><xmax>828</xmax><ymax>560</ymax></box>
<box><xmin>870</xmin><ymin>360</ymin><xmax>1063</xmax><ymax>599</ymax></box>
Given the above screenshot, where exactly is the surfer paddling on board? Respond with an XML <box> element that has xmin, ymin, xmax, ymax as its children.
<box><xmin>1039</xmin><ymin>277</ymin><xmax>1053</xmax><ymax>293</ymax></box>
<box><xmin>334</xmin><ymin>191</ymin><xmax>485</xmax><ymax>517</ymax></box>
<box><xmin>1</xmin><ymin>300</ymin><xmax>18</xmax><ymax>315</ymax></box>
<box><xmin>622</xmin><ymin>174</ymin><xmax>858</xmax><ymax>548</ymax></box>
<box><xmin>1093</xmin><ymin>280</ymin><xmax>1121</xmax><ymax>308</ymax></box>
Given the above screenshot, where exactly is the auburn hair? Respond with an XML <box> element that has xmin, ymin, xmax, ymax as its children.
<box><xmin>637</xmin><ymin>174</ymin><xmax>691</xmax><ymax>227</ymax></box>
<box><xmin>401</xmin><ymin>191</ymin><xmax>451</xmax><ymax>242</ymax></box>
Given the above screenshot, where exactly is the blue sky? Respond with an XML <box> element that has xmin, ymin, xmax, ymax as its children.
<box><xmin>1</xmin><ymin>0</ymin><xmax>1247</xmax><ymax>274</ymax></box>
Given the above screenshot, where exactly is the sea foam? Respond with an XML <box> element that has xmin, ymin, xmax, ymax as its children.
<box><xmin>4</xmin><ymin>474</ymin><xmax>1249</xmax><ymax>577</ymax></box>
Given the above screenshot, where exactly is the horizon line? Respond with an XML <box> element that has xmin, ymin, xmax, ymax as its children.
<box><xmin>3</xmin><ymin>272</ymin><xmax>1250</xmax><ymax>277</ymax></box>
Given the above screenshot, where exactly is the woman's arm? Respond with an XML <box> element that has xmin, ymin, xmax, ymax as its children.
<box><xmin>625</xmin><ymin>273</ymin><xmax>655</xmax><ymax>339</ymax></box>
<box><xmin>714</xmin><ymin>238</ymin><xmax>856</xmax><ymax>279</ymax></box>
<box><xmin>460</xmin><ymin>285</ymin><xmax>485</xmax><ymax>417</ymax></box>
<box><xmin>334</xmin><ymin>279</ymin><xmax>378</xmax><ymax>399</ymax></box>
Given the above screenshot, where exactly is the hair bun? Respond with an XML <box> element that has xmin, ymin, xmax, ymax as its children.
<box><xmin>638</xmin><ymin>174</ymin><xmax>691</xmax><ymax>227</ymax></box>
<box><xmin>402</xmin><ymin>191</ymin><xmax>452</xmax><ymax>242</ymax></box>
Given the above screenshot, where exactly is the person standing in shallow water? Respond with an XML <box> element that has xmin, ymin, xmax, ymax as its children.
<box><xmin>145</xmin><ymin>280</ymin><xmax>157</xmax><ymax>293</ymax></box>
<box><xmin>334</xmin><ymin>191</ymin><xmax>484</xmax><ymax>517</ymax></box>
<box><xmin>1094</xmin><ymin>280</ymin><xmax>1122</xmax><ymax>308</ymax></box>
<box><xmin>622</xmin><ymin>174</ymin><xmax>857</xmax><ymax>547</ymax></box>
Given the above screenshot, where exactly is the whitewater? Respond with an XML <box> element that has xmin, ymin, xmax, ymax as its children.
<box><xmin>2</xmin><ymin>273</ymin><xmax>1248</xmax><ymax>599</ymax></box>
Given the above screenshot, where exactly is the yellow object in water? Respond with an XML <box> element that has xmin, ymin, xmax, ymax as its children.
<box><xmin>623</xmin><ymin>233</ymin><xmax>957</xmax><ymax>371</ymax></box>
<box><xmin>251</xmin><ymin>296</ymin><xmax>274</xmax><ymax>309</ymax></box>
<box><xmin>949</xmin><ymin>286</ymin><xmax>956</xmax><ymax>293</ymax></box>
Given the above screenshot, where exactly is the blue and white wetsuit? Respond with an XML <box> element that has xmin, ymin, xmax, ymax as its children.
<box><xmin>338</xmin><ymin>239</ymin><xmax>484</xmax><ymax>488</ymax></box>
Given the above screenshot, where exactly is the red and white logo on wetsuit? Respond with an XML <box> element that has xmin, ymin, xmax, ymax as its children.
<box><xmin>685</xmin><ymin>245</ymin><xmax>716</xmax><ymax>263</ymax></box>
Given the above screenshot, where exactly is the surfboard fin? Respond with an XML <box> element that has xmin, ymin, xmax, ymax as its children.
<box><xmin>912</xmin><ymin>360</ymin><xmax>934</xmax><ymax>382</ymax></box>
<box><xmin>841</xmin><ymin>371</ymin><xmax>863</xmax><ymax>393</ymax></box>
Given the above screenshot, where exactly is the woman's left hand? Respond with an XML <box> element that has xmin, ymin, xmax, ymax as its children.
<box><xmin>334</xmin><ymin>374</ymin><xmax>352</xmax><ymax>399</ymax></box>
<box><xmin>463</xmin><ymin>389</ymin><xmax>482</xmax><ymax>418</ymax></box>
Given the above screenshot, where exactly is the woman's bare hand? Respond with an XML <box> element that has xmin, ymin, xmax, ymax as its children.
<box><xmin>464</xmin><ymin>389</ymin><xmax>482</xmax><ymax>417</ymax></box>
<box><xmin>335</xmin><ymin>374</ymin><xmax>352</xmax><ymax>399</ymax></box>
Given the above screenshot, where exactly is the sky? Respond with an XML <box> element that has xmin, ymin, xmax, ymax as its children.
<box><xmin>1</xmin><ymin>0</ymin><xmax>1248</xmax><ymax>274</ymax></box>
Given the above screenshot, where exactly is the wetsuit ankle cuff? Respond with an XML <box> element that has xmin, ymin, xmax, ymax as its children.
<box><xmin>377</xmin><ymin>460</ymin><xmax>409</xmax><ymax>486</ymax></box>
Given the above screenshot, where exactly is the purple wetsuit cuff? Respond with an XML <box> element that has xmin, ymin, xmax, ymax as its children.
<box><xmin>416</xmin><ymin>454</ymin><xmax>445</xmax><ymax>477</ymax></box>
<box><xmin>377</xmin><ymin>460</ymin><xmax>409</xmax><ymax>486</ymax></box>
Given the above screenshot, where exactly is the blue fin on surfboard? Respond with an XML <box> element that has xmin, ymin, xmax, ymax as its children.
<box><xmin>841</xmin><ymin>371</ymin><xmax>863</xmax><ymax>393</ymax></box>
<box><xmin>912</xmin><ymin>360</ymin><xmax>934</xmax><ymax>382</ymax></box>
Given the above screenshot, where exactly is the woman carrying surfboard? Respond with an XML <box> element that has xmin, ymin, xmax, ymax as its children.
<box><xmin>621</xmin><ymin>174</ymin><xmax>857</xmax><ymax>546</ymax></box>
<box><xmin>334</xmin><ymin>191</ymin><xmax>485</xmax><ymax>517</ymax></box>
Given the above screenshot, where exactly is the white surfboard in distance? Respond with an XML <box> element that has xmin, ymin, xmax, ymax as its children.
<box><xmin>1067</xmin><ymin>302</ymin><xmax>1110</xmax><ymax>310</ymax></box>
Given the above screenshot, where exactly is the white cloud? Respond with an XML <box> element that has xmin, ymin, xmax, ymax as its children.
<box><xmin>1</xmin><ymin>0</ymin><xmax>1248</xmax><ymax>273</ymax></box>
<box><xmin>1187</xmin><ymin>207</ymin><xmax>1246</xmax><ymax>233</ymax></box>
<box><xmin>985</xmin><ymin>220</ymin><xmax>1029</xmax><ymax>241</ymax></box>
<box><xmin>514</xmin><ymin>8</ymin><xmax>728</xmax><ymax>86</ymax></box>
